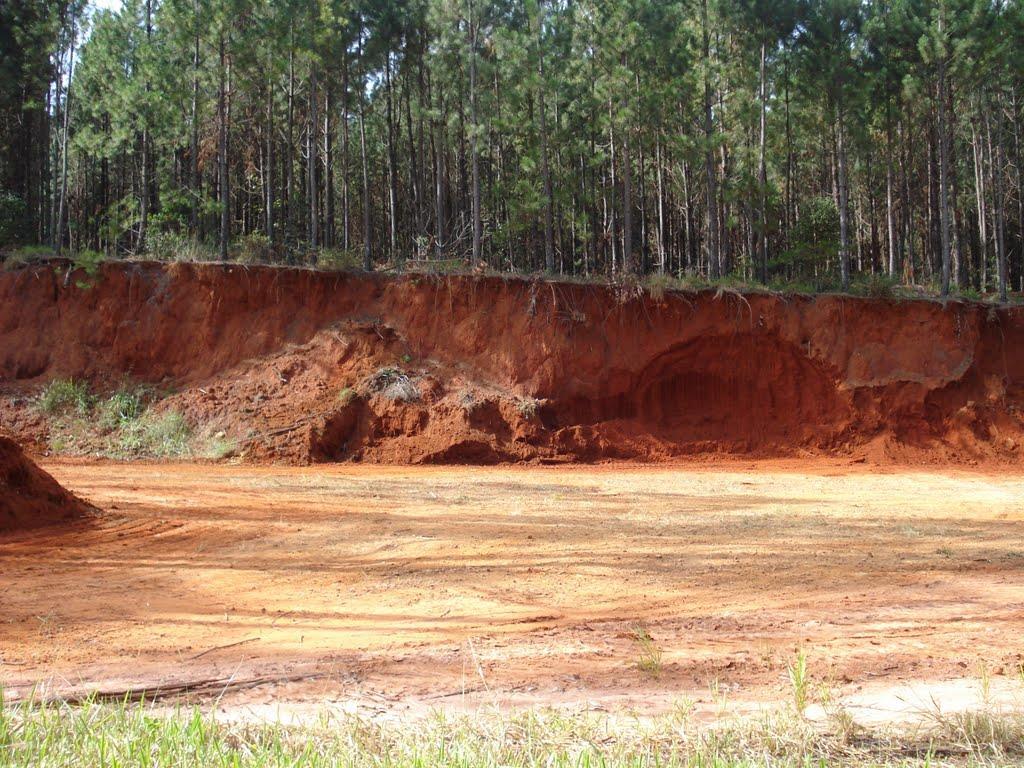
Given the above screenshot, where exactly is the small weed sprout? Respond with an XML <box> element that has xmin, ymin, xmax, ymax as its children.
<box><xmin>976</xmin><ymin>659</ymin><xmax>991</xmax><ymax>706</ymax></box>
<box><xmin>338</xmin><ymin>387</ymin><xmax>356</xmax><ymax>406</ymax></box>
<box><xmin>630</xmin><ymin>622</ymin><xmax>664</xmax><ymax>679</ymax></box>
<box><xmin>788</xmin><ymin>649</ymin><xmax>809</xmax><ymax>716</ymax></box>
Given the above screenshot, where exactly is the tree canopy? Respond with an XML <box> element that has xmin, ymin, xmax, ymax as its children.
<box><xmin>1</xmin><ymin>0</ymin><xmax>1022</xmax><ymax>297</ymax></box>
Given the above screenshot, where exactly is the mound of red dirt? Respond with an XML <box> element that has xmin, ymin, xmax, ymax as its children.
<box><xmin>0</xmin><ymin>435</ymin><xmax>94</xmax><ymax>532</ymax></box>
<box><xmin>1</xmin><ymin>261</ymin><xmax>1023</xmax><ymax>466</ymax></box>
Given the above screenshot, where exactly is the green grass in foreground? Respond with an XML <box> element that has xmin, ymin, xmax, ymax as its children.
<box><xmin>2</xmin><ymin>695</ymin><xmax>1023</xmax><ymax>767</ymax></box>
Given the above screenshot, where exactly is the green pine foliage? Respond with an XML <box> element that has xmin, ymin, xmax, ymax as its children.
<box><xmin>1</xmin><ymin>0</ymin><xmax>1023</xmax><ymax>299</ymax></box>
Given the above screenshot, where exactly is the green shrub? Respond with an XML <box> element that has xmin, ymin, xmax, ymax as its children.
<box><xmin>146</xmin><ymin>230</ymin><xmax>217</xmax><ymax>262</ymax></box>
<box><xmin>38</xmin><ymin>379</ymin><xmax>93</xmax><ymax>416</ymax></box>
<box><xmin>72</xmin><ymin>249</ymin><xmax>103</xmax><ymax>279</ymax></box>
<box><xmin>0</xmin><ymin>192</ymin><xmax>28</xmax><ymax>248</ymax></box>
<box><xmin>316</xmin><ymin>247</ymin><xmax>363</xmax><ymax>271</ymax></box>
<box><xmin>958</xmin><ymin>286</ymin><xmax>984</xmax><ymax>302</ymax></box>
<box><xmin>852</xmin><ymin>272</ymin><xmax>898</xmax><ymax>299</ymax></box>
<box><xmin>773</xmin><ymin>197</ymin><xmax>839</xmax><ymax>285</ymax></box>
<box><xmin>231</xmin><ymin>232</ymin><xmax>273</xmax><ymax>264</ymax></box>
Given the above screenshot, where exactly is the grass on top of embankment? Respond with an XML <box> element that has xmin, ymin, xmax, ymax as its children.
<box><xmin>2</xmin><ymin>693</ymin><xmax>1024</xmax><ymax>767</ymax></box>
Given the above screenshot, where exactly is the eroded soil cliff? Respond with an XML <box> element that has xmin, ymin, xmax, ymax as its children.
<box><xmin>2</xmin><ymin>261</ymin><xmax>1022</xmax><ymax>465</ymax></box>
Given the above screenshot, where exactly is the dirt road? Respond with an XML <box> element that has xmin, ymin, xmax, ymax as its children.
<box><xmin>1</xmin><ymin>460</ymin><xmax>1022</xmax><ymax>721</ymax></box>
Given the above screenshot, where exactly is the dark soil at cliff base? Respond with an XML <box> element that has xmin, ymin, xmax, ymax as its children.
<box><xmin>1</xmin><ymin>261</ymin><xmax>1023</xmax><ymax>465</ymax></box>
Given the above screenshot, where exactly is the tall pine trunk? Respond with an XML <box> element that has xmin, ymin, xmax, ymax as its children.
<box><xmin>936</xmin><ymin>56</ymin><xmax>952</xmax><ymax>296</ymax></box>
<box><xmin>54</xmin><ymin>26</ymin><xmax>75</xmax><ymax>254</ymax></box>
<box><xmin>535</xmin><ymin>0</ymin><xmax>554</xmax><ymax>273</ymax></box>
<box><xmin>190</xmin><ymin>14</ymin><xmax>200</xmax><ymax>238</ymax></box>
<box><xmin>218</xmin><ymin>33</ymin><xmax>230</xmax><ymax>261</ymax></box>
<box><xmin>835</xmin><ymin>102</ymin><xmax>850</xmax><ymax>291</ymax></box>
<box><xmin>757</xmin><ymin>38</ymin><xmax>768</xmax><ymax>283</ymax></box>
<box><xmin>359</xmin><ymin>100</ymin><xmax>372</xmax><ymax>271</ymax></box>
<box><xmin>701</xmin><ymin>0</ymin><xmax>720</xmax><ymax>279</ymax></box>
<box><xmin>308</xmin><ymin>65</ymin><xmax>319</xmax><ymax>249</ymax></box>
<box><xmin>469</xmin><ymin>1</ymin><xmax>482</xmax><ymax>264</ymax></box>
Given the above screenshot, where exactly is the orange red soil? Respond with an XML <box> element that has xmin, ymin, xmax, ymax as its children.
<box><xmin>1</xmin><ymin>460</ymin><xmax>1022</xmax><ymax>719</ymax></box>
<box><xmin>1</xmin><ymin>261</ymin><xmax>1023</xmax><ymax>465</ymax></box>
<box><xmin>0</xmin><ymin>435</ymin><xmax>93</xmax><ymax>532</ymax></box>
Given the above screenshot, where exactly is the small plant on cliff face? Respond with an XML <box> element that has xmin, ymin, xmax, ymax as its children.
<box><xmin>337</xmin><ymin>387</ymin><xmax>356</xmax><ymax>406</ymax></box>
<box><xmin>38</xmin><ymin>379</ymin><xmax>93</xmax><ymax>416</ymax></box>
<box><xmin>72</xmin><ymin>249</ymin><xmax>103</xmax><ymax>278</ymax></box>
<box><xmin>516</xmin><ymin>396</ymin><xmax>540</xmax><ymax>419</ymax></box>
<box><xmin>365</xmin><ymin>367</ymin><xmax>420</xmax><ymax>402</ymax></box>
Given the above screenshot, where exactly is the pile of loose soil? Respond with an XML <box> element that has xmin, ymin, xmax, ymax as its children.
<box><xmin>1</xmin><ymin>261</ymin><xmax>1023</xmax><ymax>466</ymax></box>
<box><xmin>0</xmin><ymin>435</ymin><xmax>94</xmax><ymax>532</ymax></box>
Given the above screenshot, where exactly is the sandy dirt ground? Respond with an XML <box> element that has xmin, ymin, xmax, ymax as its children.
<box><xmin>1</xmin><ymin>459</ymin><xmax>1023</xmax><ymax>725</ymax></box>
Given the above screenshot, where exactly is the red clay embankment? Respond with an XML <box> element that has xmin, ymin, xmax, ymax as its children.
<box><xmin>1</xmin><ymin>261</ymin><xmax>1022</xmax><ymax>465</ymax></box>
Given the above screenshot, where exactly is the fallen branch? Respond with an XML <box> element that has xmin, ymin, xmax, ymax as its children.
<box><xmin>189</xmin><ymin>636</ymin><xmax>260</xmax><ymax>660</ymax></box>
<box><xmin>26</xmin><ymin>671</ymin><xmax>324</xmax><ymax>706</ymax></box>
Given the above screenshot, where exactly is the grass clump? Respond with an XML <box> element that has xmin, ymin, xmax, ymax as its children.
<box><xmin>630</xmin><ymin>621</ymin><xmax>664</xmax><ymax>679</ymax></box>
<box><xmin>38</xmin><ymin>379</ymin><xmax>201</xmax><ymax>460</ymax></box>
<box><xmin>851</xmin><ymin>273</ymin><xmax>899</xmax><ymax>300</ymax></box>
<box><xmin>316</xmin><ymin>248</ymin><xmax>363</xmax><ymax>271</ymax></box>
<box><xmin>232</xmin><ymin>232</ymin><xmax>274</xmax><ymax>264</ymax></box>
<box><xmin>2</xmin><ymin>244</ymin><xmax>56</xmax><ymax>270</ymax></box>
<box><xmin>3</xmin><ymin>694</ymin><xmax>1023</xmax><ymax>767</ymax></box>
<box><xmin>199</xmin><ymin>434</ymin><xmax>238</xmax><ymax>460</ymax></box>
<box><xmin>38</xmin><ymin>378</ymin><xmax>93</xmax><ymax>416</ymax></box>
<box><xmin>97</xmin><ymin>387</ymin><xmax>147</xmax><ymax>430</ymax></box>
<box><xmin>788</xmin><ymin>649</ymin><xmax>810</xmax><ymax>716</ymax></box>
<box><xmin>114</xmin><ymin>410</ymin><xmax>192</xmax><ymax>459</ymax></box>
<box><xmin>146</xmin><ymin>231</ymin><xmax>220</xmax><ymax>263</ymax></box>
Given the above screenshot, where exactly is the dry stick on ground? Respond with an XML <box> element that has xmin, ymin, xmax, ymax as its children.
<box><xmin>31</xmin><ymin>671</ymin><xmax>324</xmax><ymax>706</ymax></box>
<box><xmin>189</xmin><ymin>636</ymin><xmax>261</xmax><ymax>660</ymax></box>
